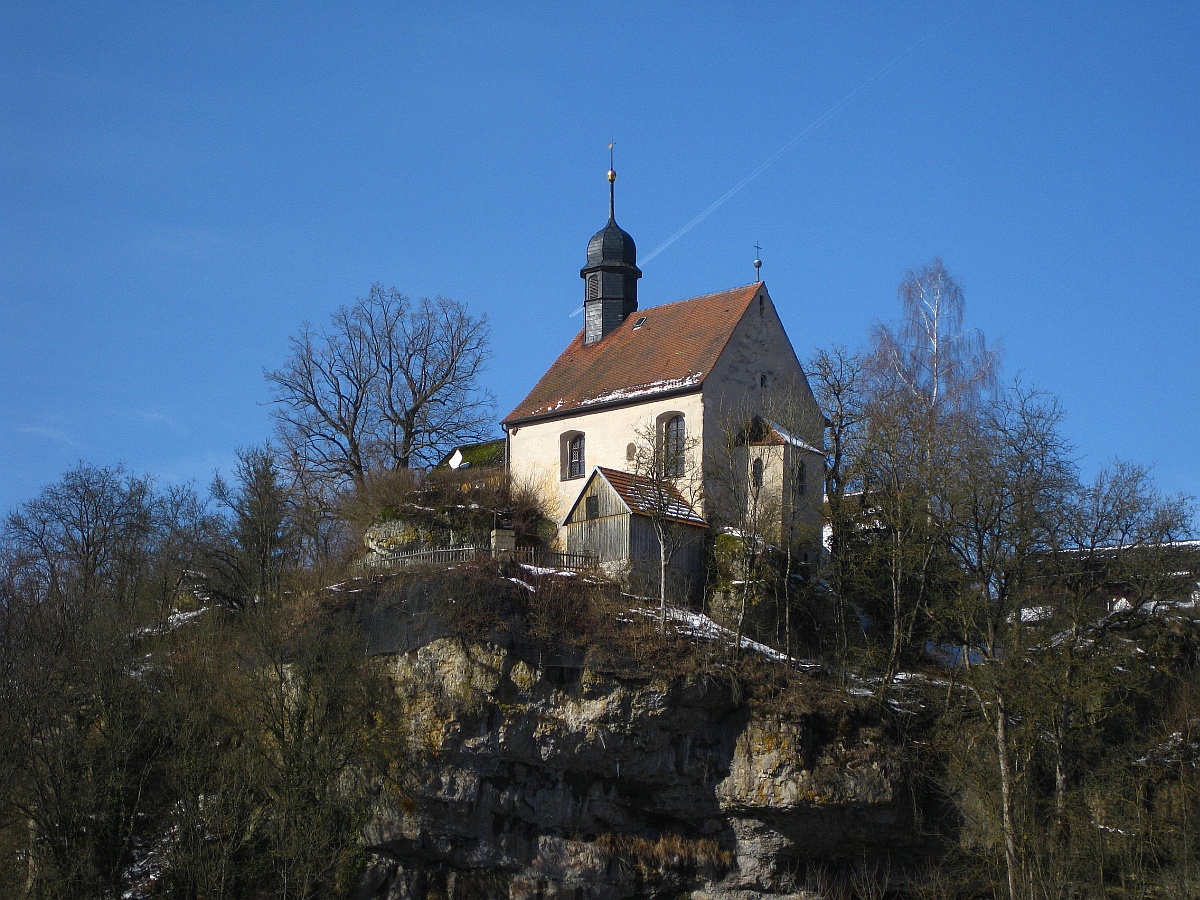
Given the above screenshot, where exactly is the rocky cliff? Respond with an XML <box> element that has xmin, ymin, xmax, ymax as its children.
<box><xmin>350</xmin><ymin>568</ymin><xmax>939</xmax><ymax>899</ymax></box>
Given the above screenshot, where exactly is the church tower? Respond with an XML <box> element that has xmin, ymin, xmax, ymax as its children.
<box><xmin>580</xmin><ymin>165</ymin><xmax>641</xmax><ymax>344</ymax></box>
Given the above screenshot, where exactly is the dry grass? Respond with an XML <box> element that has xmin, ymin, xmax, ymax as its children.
<box><xmin>595</xmin><ymin>831</ymin><xmax>733</xmax><ymax>880</ymax></box>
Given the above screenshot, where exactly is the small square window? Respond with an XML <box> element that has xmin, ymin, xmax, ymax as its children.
<box><xmin>585</xmin><ymin>495</ymin><xmax>599</xmax><ymax>520</ymax></box>
<box><xmin>632</xmin><ymin>316</ymin><xmax>647</xmax><ymax>329</ymax></box>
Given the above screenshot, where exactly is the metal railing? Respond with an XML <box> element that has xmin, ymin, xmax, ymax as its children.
<box><xmin>373</xmin><ymin>545</ymin><xmax>597</xmax><ymax>573</ymax></box>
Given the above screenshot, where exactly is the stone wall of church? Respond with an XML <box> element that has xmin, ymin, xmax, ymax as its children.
<box><xmin>701</xmin><ymin>289</ymin><xmax>825</xmax><ymax>544</ymax></box>
<box><xmin>506</xmin><ymin>391</ymin><xmax>706</xmax><ymax>530</ymax></box>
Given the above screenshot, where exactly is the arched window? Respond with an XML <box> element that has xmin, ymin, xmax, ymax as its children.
<box><xmin>567</xmin><ymin>433</ymin><xmax>585</xmax><ymax>479</ymax></box>
<box><xmin>752</xmin><ymin>457</ymin><xmax>764</xmax><ymax>489</ymax></box>
<box><xmin>662</xmin><ymin>414</ymin><xmax>685</xmax><ymax>478</ymax></box>
<box><xmin>794</xmin><ymin>460</ymin><xmax>807</xmax><ymax>498</ymax></box>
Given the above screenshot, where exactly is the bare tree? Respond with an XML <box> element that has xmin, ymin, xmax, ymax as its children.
<box><xmin>928</xmin><ymin>380</ymin><xmax>1196</xmax><ymax>900</ymax></box>
<box><xmin>3</xmin><ymin>462</ymin><xmax>158</xmax><ymax>607</ymax></box>
<box><xmin>806</xmin><ymin>345</ymin><xmax>869</xmax><ymax>664</ymax></box>
<box><xmin>266</xmin><ymin>284</ymin><xmax>493</xmax><ymax>487</ymax></box>
<box><xmin>627</xmin><ymin>419</ymin><xmax>704</xmax><ymax>630</ymax></box>
<box><xmin>871</xmin><ymin>258</ymin><xmax>998</xmax><ymax>418</ymax></box>
<box><xmin>934</xmin><ymin>384</ymin><xmax>1075</xmax><ymax>900</ymax></box>
<box><xmin>194</xmin><ymin>444</ymin><xmax>299</xmax><ymax>609</ymax></box>
<box><xmin>706</xmin><ymin>414</ymin><xmax>786</xmax><ymax>654</ymax></box>
<box><xmin>807</xmin><ymin>345</ymin><xmax>868</xmax><ymax>515</ymax></box>
<box><xmin>760</xmin><ymin>379</ymin><xmax>834</xmax><ymax>660</ymax></box>
<box><xmin>0</xmin><ymin>465</ymin><xmax>214</xmax><ymax>897</ymax></box>
<box><xmin>1038</xmin><ymin>460</ymin><xmax>1195</xmax><ymax>855</ymax></box>
<box><xmin>858</xmin><ymin>259</ymin><xmax>999</xmax><ymax>689</ymax></box>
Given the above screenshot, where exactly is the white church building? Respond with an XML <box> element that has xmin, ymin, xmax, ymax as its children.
<box><xmin>500</xmin><ymin>167</ymin><xmax>825</xmax><ymax>585</ymax></box>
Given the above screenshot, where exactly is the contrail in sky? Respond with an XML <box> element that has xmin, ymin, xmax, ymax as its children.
<box><xmin>639</xmin><ymin>24</ymin><xmax>947</xmax><ymax>267</ymax></box>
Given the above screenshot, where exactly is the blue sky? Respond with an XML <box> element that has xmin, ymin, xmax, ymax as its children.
<box><xmin>2</xmin><ymin>2</ymin><xmax>1198</xmax><ymax>518</ymax></box>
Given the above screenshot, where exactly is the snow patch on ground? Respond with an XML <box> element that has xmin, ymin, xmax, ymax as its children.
<box><xmin>1136</xmin><ymin>727</ymin><xmax>1200</xmax><ymax>767</ymax></box>
<box><xmin>136</xmin><ymin>606</ymin><xmax>208</xmax><ymax>637</ymax></box>
<box><xmin>166</xmin><ymin>608</ymin><xmax>206</xmax><ymax>629</ymax></box>
<box><xmin>519</xmin><ymin>564</ymin><xmax>578</xmax><ymax>577</ymax></box>
<box><xmin>624</xmin><ymin>604</ymin><xmax>820</xmax><ymax>669</ymax></box>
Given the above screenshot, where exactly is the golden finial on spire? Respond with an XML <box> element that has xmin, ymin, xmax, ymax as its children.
<box><xmin>608</xmin><ymin>140</ymin><xmax>616</xmax><ymax>182</ymax></box>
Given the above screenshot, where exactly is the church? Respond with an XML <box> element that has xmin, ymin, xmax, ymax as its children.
<box><xmin>500</xmin><ymin>166</ymin><xmax>825</xmax><ymax>589</ymax></box>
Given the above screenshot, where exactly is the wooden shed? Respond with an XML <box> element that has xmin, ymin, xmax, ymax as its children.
<box><xmin>561</xmin><ymin>466</ymin><xmax>706</xmax><ymax>599</ymax></box>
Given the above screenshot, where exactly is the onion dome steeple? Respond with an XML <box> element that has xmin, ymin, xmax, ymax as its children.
<box><xmin>580</xmin><ymin>159</ymin><xmax>640</xmax><ymax>344</ymax></box>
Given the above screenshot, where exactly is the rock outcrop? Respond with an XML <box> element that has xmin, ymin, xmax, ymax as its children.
<box><xmin>354</xmin><ymin>583</ymin><xmax>937</xmax><ymax>899</ymax></box>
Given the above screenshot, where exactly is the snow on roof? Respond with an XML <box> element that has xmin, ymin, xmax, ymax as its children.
<box><xmin>766</xmin><ymin>421</ymin><xmax>823</xmax><ymax>455</ymax></box>
<box><xmin>576</xmin><ymin>373</ymin><xmax>703</xmax><ymax>409</ymax></box>
<box><xmin>595</xmin><ymin>467</ymin><xmax>705</xmax><ymax>525</ymax></box>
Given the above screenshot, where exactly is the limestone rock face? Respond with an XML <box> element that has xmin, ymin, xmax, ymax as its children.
<box><xmin>359</xmin><ymin>636</ymin><xmax>931</xmax><ymax>900</ymax></box>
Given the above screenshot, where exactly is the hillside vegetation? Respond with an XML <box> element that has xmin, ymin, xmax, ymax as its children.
<box><xmin>0</xmin><ymin>458</ymin><xmax>1196</xmax><ymax>898</ymax></box>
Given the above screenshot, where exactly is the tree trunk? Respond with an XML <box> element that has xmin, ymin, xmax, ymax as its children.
<box><xmin>996</xmin><ymin>693</ymin><xmax>1021</xmax><ymax>900</ymax></box>
<box><xmin>784</xmin><ymin>541</ymin><xmax>793</xmax><ymax>663</ymax></box>
<box><xmin>658</xmin><ymin>526</ymin><xmax>668</xmax><ymax>632</ymax></box>
<box><xmin>1053</xmin><ymin>638</ymin><xmax>1077</xmax><ymax>850</ymax></box>
<box><xmin>735</xmin><ymin>584</ymin><xmax>748</xmax><ymax>658</ymax></box>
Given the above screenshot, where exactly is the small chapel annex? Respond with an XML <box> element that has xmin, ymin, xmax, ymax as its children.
<box><xmin>500</xmin><ymin>166</ymin><xmax>826</xmax><ymax>590</ymax></box>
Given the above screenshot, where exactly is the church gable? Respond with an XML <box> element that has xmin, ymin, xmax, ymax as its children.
<box><xmin>701</xmin><ymin>289</ymin><xmax>823</xmax><ymax>448</ymax></box>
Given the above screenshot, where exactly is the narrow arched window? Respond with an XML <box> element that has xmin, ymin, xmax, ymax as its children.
<box><xmin>794</xmin><ymin>460</ymin><xmax>807</xmax><ymax>498</ymax></box>
<box><xmin>568</xmin><ymin>433</ymin><xmax>585</xmax><ymax>479</ymax></box>
<box><xmin>663</xmin><ymin>414</ymin><xmax>685</xmax><ymax>478</ymax></box>
<box><xmin>752</xmin><ymin>457</ymin><xmax>764</xmax><ymax>489</ymax></box>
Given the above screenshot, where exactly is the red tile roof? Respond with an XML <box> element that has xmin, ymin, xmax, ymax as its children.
<box><xmin>503</xmin><ymin>283</ymin><xmax>763</xmax><ymax>425</ymax></box>
<box><xmin>594</xmin><ymin>467</ymin><xmax>705</xmax><ymax>526</ymax></box>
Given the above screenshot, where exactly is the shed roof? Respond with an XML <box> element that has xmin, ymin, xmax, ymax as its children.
<box><xmin>563</xmin><ymin>466</ymin><xmax>705</xmax><ymax>527</ymax></box>
<box><xmin>503</xmin><ymin>283</ymin><xmax>764</xmax><ymax>425</ymax></box>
